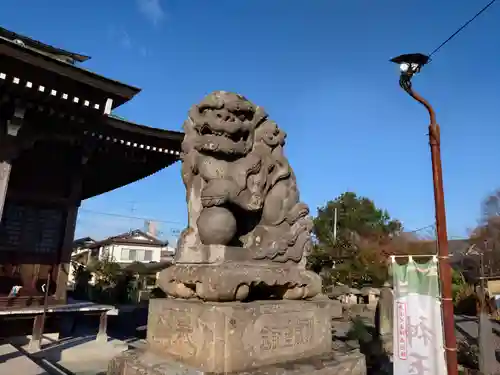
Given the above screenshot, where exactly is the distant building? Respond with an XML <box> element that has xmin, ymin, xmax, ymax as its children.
<box><xmin>72</xmin><ymin>229</ymin><xmax>175</xmax><ymax>265</ymax></box>
<box><xmin>71</xmin><ymin>237</ymin><xmax>97</xmax><ymax>265</ymax></box>
<box><xmin>73</xmin><ymin>237</ymin><xmax>96</xmax><ymax>249</ymax></box>
<box><xmin>68</xmin><ymin>229</ymin><xmax>175</xmax><ymax>288</ymax></box>
<box><xmin>398</xmin><ymin>238</ymin><xmax>472</xmax><ymax>258</ymax></box>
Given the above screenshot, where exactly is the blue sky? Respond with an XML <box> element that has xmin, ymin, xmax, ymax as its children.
<box><xmin>2</xmin><ymin>0</ymin><xmax>499</xmax><ymax>241</ymax></box>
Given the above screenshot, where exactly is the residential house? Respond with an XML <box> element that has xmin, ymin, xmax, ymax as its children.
<box><xmin>68</xmin><ymin>229</ymin><xmax>175</xmax><ymax>288</ymax></box>
<box><xmin>71</xmin><ymin>237</ymin><xmax>97</xmax><ymax>266</ymax></box>
<box><xmin>448</xmin><ymin>239</ymin><xmax>479</xmax><ymax>282</ymax></box>
<box><xmin>82</xmin><ymin>229</ymin><xmax>175</xmax><ymax>265</ymax></box>
<box><xmin>73</xmin><ymin>237</ymin><xmax>96</xmax><ymax>249</ymax></box>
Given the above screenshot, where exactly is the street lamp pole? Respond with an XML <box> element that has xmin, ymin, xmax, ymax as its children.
<box><xmin>390</xmin><ymin>53</ymin><xmax>458</xmax><ymax>375</ymax></box>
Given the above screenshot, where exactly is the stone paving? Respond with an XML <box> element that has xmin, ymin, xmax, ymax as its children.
<box><xmin>0</xmin><ymin>335</ymin><xmax>132</xmax><ymax>375</ymax></box>
<box><xmin>0</xmin><ymin>311</ymin><xmax>143</xmax><ymax>375</ymax></box>
<box><xmin>0</xmin><ymin>304</ymin><xmax>370</xmax><ymax>375</ymax></box>
<box><xmin>0</xmin><ymin>341</ymin><xmax>48</xmax><ymax>375</ymax></box>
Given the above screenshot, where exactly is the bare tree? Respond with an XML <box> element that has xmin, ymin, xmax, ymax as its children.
<box><xmin>470</xmin><ymin>190</ymin><xmax>500</xmax><ymax>277</ymax></box>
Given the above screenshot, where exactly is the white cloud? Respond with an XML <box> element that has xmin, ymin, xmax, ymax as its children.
<box><xmin>107</xmin><ymin>25</ymin><xmax>133</xmax><ymax>50</ymax></box>
<box><xmin>120</xmin><ymin>30</ymin><xmax>132</xmax><ymax>49</ymax></box>
<box><xmin>136</xmin><ymin>0</ymin><xmax>165</xmax><ymax>27</ymax></box>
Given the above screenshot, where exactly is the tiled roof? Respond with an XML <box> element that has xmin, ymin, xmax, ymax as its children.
<box><xmin>87</xmin><ymin>229</ymin><xmax>167</xmax><ymax>248</ymax></box>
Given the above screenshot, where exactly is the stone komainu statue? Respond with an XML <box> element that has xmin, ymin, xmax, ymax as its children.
<box><xmin>158</xmin><ymin>91</ymin><xmax>321</xmax><ymax>302</ymax></box>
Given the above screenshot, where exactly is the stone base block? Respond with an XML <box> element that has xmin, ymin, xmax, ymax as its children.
<box><xmin>144</xmin><ymin>298</ymin><xmax>341</xmax><ymax>373</ymax></box>
<box><xmin>108</xmin><ymin>348</ymin><xmax>367</xmax><ymax>375</ymax></box>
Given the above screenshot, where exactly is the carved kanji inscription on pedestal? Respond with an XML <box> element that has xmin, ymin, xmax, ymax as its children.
<box><xmin>148</xmin><ymin>309</ymin><xmax>209</xmax><ymax>359</ymax></box>
<box><xmin>252</xmin><ymin>311</ymin><xmax>315</xmax><ymax>360</ymax></box>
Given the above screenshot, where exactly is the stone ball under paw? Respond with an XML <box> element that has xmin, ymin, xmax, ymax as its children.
<box><xmin>197</xmin><ymin>206</ymin><xmax>237</xmax><ymax>245</ymax></box>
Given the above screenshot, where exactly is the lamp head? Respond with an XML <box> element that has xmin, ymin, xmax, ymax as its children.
<box><xmin>390</xmin><ymin>53</ymin><xmax>429</xmax><ymax>74</ymax></box>
<box><xmin>390</xmin><ymin>53</ymin><xmax>430</xmax><ymax>92</ymax></box>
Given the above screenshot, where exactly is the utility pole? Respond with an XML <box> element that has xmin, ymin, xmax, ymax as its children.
<box><xmin>333</xmin><ymin>207</ymin><xmax>338</xmax><ymax>243</ymax></box>
<box><xmin>128</xmin><ymin>200</ymin><xmax>137</xmax><ymax>232</ymax></box>
<box><xmin>390</xmin><ymin>53</ymin><xmax>458</xmax><ymax>375</ymax></box>
<box><xmin>478</xmin><ymin>240</ymin><xmax>496</xmax><ymax>375</ymax></box>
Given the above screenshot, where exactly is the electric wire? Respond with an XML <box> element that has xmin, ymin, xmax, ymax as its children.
<box><xmin>407</xmin><ymin>224</ymin><xmax>435</xmax><ymax>234</ymax></box>
<box><xmin>78</xmin><ymin>208</ymin><xmax>183</xmax><ymax>226</ymax></box>
<box><xmin>429</xmin><ymin>0</ymin><xmax>498</xmax><ymax>58</ymax></box>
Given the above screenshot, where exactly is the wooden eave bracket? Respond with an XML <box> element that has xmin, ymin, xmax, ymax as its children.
<box><xmin>0</xmin><ymin>105</ymin><xmax>48</xmax><ymax>161</ymax></box>
<box><xmin>81</xmin><ymin>137</ymin><xmax>99</xmax><ymax>165</ymax></box>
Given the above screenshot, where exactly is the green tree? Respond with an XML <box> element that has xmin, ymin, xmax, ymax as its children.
<box><xmin>72</xmin><ymin>262</ymin><xmax>92</xmax><ymax>300</ymax></box>
<box><xmin>86</xmin><ymin>257</ymin><xmax>139</xmax><ymax>304</ymax></box>
<box><xmin>308</xmin><ymin>192</ymin><xmax>403</xmax><ymax>287</ymax></box>
<box><xmin>87</xmin><ymin>256</ymin><xmax>122</xmax><ymax>287</ymax></box>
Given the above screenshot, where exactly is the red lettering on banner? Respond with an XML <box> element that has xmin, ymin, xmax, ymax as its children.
<box><xmin>397</xmin><ymin>302</ymin><xmax>407</xmax><ymax>360</ymax></box>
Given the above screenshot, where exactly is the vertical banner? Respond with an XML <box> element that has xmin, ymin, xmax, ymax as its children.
<box><xmin>392</xmin><ymin>255</ymin><xmax>447</xmax><ymax>375</ymax></box>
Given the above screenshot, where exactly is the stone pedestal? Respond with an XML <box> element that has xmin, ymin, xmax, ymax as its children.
<box><xmin>107</xmin><ymin>298</ymin><xmax>367</xmax><ymax>375</ymax></box>
<box><xmin>147</xmin><ymin>298</ymin><xmax>335</xmax><ymax>372</ymax></box>
<box><xmin>108</xmin><ymin>347</ymin><xmax>366</xmax><ymax>375</ymax></box>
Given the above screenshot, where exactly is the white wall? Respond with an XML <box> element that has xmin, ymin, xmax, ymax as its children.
<box><xmin>98</xmin><ymin>244</ymin><xmax>163</xmax><ymax>264</ymax></box>
<box><xmin>160</xmin><ymin>246</ymin><xmax>176</xmax><ymax>260</ymax></box>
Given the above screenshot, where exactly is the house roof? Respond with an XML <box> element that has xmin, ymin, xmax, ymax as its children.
<box><xmin>401</xmin><ymin>238</ymin><xmax>472</xmax><ymax>256</ymax></box>
<box><xmin>448</xmin><ymin>239</ymin><xmax>473</xmax><ymax>256</ymax></box>
<box><xmin>73</xmin><ymin>236</ymin><xmax>95</xmax><ymax>244</ymax></box>
<box><xmin>72</xmin><ymin>237</ymin><xmax>96</xmax><ymax>249</ymax></box>
<box><xmin>104</xmin><ymin>114</ymin><xmax>184</xmax><ymax>142</ymax></box>
<box><xmin>80</xmin><ymin>115</ymin><xmax>182</xmax><ymax>199</ymax></box>
<box><xmin>0</xmin><ymin>27</ymin><xmax>141</xmax><ymax>108</ymax></box>
<box><xmin>87</xmin><ymin>229</ymin><xmax>167</xmax><ymax>249</ymax></box>
<box><xmin>0</xmin><ymin>27</ymin><xmax>185</xmax><ymax>200</ymax></box>
<box><xmin>0</xmin><ymin>26</ymin><xmax>91</xmax><ymax>63</ymax></box>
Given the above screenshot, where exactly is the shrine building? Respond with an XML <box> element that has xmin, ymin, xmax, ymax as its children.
<box><xmin>0</xmin><ymin>26</ymin><xmax>183</xmax><ymax>312</ymax></box>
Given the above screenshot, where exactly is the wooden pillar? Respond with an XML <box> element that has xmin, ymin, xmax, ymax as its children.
<box><xmin>54</xmin><ymin>142</ymin><xmax>92</xmax><ymax>301</ymax></box>
<box><xmin>0</xmin><ymin>106</ymin><xmax>25</xmax><ymax>221</ymax></box>
<box><xmin>0</xmin><ymin>163</ymin><xmax>11</xmax><ymax>221</ymax></box>
<box><xmin>97</xmin><ymin>311</ymin><xmax>108</xmax><ymax>343</ymax></box>
<box><xmin>29</xmin><ymin>314</ymin><xmax>44</xmax><ymax>351</ymax></box>
<box><xmin>54</xmin><ymin>205</ymin><xmax>80</xmax><ymax>301</ymax></box>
